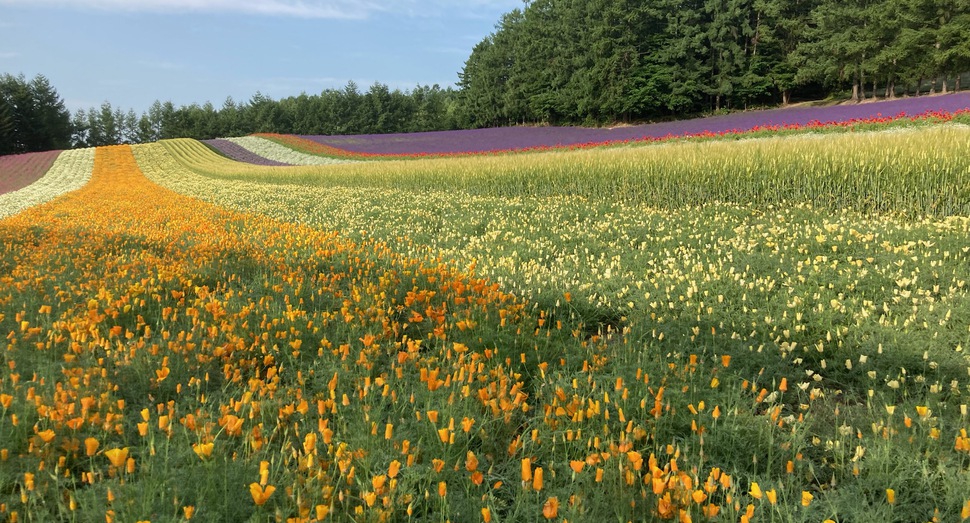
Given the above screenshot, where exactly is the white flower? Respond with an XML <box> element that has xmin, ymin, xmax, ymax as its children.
<box><xmin>0</xmin><ymin>148</ymin><xmax>95</xmax><ymax>219</ymax></box>
<box><xmin>225</xmin><ymin>137</ymin><xmax>357</xmax><ymax>166</ymax></box>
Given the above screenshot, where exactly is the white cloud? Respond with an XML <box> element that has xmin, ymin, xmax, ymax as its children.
<box><xmin>0</xmin><ymin>0</ymin><xmax>520</xmax><ymax>18</ymax></box>
<box><xmin>0</xmin><ymin>0</ymin><xmax>376</xmax><ymax>19</ymax></box>
<box><xmin>0</xmin><ymin>51</ymin><xmax>21</xmax><ymax>59</ymax></box>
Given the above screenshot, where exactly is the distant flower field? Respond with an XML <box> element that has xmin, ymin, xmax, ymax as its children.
<box><xmin>0</xmin><ymin>148</ymin><xmax>94</xmax><ymax>219</ymax></box>
<box><xmin>1</xmin><ymin>105</ymin><xmax>970</xmax><ymax>523</ymax></box>
<box><xmin>295</xmin><ymin>93</ymin><xmax>970</xmax><ymax>156</ymax></box>
<box><xmin>201</xmin><ymin>139</ymin><xmax>292</xmax><ymax>167</ymax></box>
<box><xmin>0</xmin><ymin>150</ymin><xmax>62</xmax><ymax>195</ymax></box>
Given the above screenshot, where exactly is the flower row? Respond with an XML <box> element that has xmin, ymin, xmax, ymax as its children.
<box><xmin>0</xmin><ymin>150</ymin><xmax>62</xmax><ymax>195</ymax></box>
<box><xmin>247</xmin><ymin>107</ymin><xmax>970</xmax><ymax>161</ymax></box>
<box><xmin>0</xmin><ymin>148</ymin><xmax>94</xmax><ymax>219</ymax></box>
<box><xmin>298</xmin><ymin>93</ymin><xmax>970</xmax><ymax>156</ymax></box>
<box><xmin>218</xmin><ymin>136</ymin><xmax>357</xmax><ymax>166</ymax></box>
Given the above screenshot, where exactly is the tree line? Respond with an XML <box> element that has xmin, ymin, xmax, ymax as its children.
<box><xmin>3</xmin><ymin>0</ymin><xmax>969</xmax><ymax>153</ymax></box>
<box><xmin>70</xmin><ymin>82</ymin><xmax>460</xmax><ymax>148</ymax></box>
<box><xmin>0</xmin><ymin>73</ymin><xmax>72</xmax><ymax>155</ymax></box>
<box><xmin>1</xmin><ymin>76</ymin><xmax>460</xmax><ymax>154</ymax></box>
<box><xmin>456</xmin><ymin>0</ymin><xmax>970</xmax><ymax>127</ymax></box>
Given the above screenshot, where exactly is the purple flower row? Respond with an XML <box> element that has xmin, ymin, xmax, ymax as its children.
<box><xmin>0</xmin><ymin>150</ymin><xmax>62</xmax><ymax>195</ymax></box>
<box><xmin>300</xmin><ymin>93</ymin><xmax>970</xmax><ymax>155</ymax></box>
<box><xmin>202</xmin><ymin>139</ymin><xmax>292</xmax><ymax>166</ymax></box>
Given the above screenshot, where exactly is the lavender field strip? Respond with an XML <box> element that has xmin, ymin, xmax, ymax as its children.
<box><xmin>202</xmin><ymin>139</ymin><xmax>292</xmax><ymax>166</ymax></box>
<box><xmin>0</xmin><ymin>150</ymin><xmax>61</xmax><ymax>195</ymax></box>
<box><xmin>303</xmin><ymin>92</ymin><xmax>970</xmax><ymax>154</ymax></box>
<box><xmin>0</xmin><ymin>148</ymin><xmax>95</xmax><ymax>218</ymax></box>
<box><xmin>223</xmin><ymin>136</ymin><xmax>357</xmax><ymax>165</ymax></box>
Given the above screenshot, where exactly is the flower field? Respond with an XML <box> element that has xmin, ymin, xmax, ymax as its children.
<box><xmin>297</xmin><ymin>93</ymin><xmax>970</xmax><ymax>156</ymax></box>
<box><xmin>165</xmin><ymin>125</ymin><xmax>970</xmax><ymax>217</ymax></box>
<box><xmin>2</xmin><ymin>112</ymin><xmax>970</xmax><ymax>522</ymax></box>
<box><xmin>0</xmin><ymin>148</ymin><xmax>94</xmax><ymax>219</ymax></box>
<box><xmin>205</xmin><ymin>137</ymin><xmax>357</xmax><ymax>166</ymax></box>
<box><xmin>0</xmin><ymin>150</ymin><xmax>63</xmax><ymax>195</ymax></box>
<box><xmin>201</xmin><ymin>140</ymin><xmax>292</xmax><ymax>167</ymax></box>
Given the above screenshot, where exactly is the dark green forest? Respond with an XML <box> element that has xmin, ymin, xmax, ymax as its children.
<box><xmin>0</xmin><ymin>74</ymin><xmax>72</xmax><ymax>155</ymax></box>
<box><xmin>1</xmin><ymin>76</ymin><xmax>460</xmax><ymax>153</ymax></box>
<box><xmin>65</xmin><ymin>82</ymin><xmax>460</xmax><ymax>148</ymax></box>
<box><xmin>457</xmin><ymin>0</ymin><xmax>970</xmax><ymax>126</ymax></box>
<box><xmin>2</xmin><ymin>0</ymin><xmax>969</xmax><ymax>153</ymax></box>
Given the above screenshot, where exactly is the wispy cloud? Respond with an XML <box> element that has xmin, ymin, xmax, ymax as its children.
<box><xmin>0</xmin><ymin>51</ymin><xmax>21</xmax><ymax>59</ymax></box>
<box><xmin>375</xmin><ymin>0</ymin><xmax>520</xmax><ymax>19</ymax></box>
<box><xmin>0</xmin><ymin>0</ymin><xmax>378</xmax><ymax>19</ymax></box>
<box><xmin>0</xmin><ymin>0</ymin><xmax>520</xmax><ymax>18</ymax></box>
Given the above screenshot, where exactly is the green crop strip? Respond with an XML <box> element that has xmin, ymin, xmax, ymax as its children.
<box><xmin>163</xmin><ymin>125</ymin><xmax>970</xmax><ymax>218</ymax></box>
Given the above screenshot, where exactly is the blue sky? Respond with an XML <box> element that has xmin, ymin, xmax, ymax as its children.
<box><xmin>0</xmin><ymin>0</ymin><xmax>519</xmax><ymax>114</ymax></box>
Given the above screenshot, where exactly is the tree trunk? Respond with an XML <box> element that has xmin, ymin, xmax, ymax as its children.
<box><xmin>852</xmin><ymin>81</ymin><xmax>860</xmax><ymax>103</ymax></box>
<box><xmin>782</xmin><ymin>90</ymin><xmax>790</xmax><ymax>106</ymax></box>
<box><xmin>942</xmin><ymin>78</ymin><xmax>948</xmax><ymax>93</ymax></box>
<box><xmin>957</xmin><ymin>76</ymin><xmax>962</xmax><ymax>91</ymax></box>
<box><xmin>872</xmin><ymin>80</ymin><xmax>877</xmax><ymax>100</ymax></box>
<box><xmin>916</xmin><ymin>77</ymin><xmax>922</xmax><ymax>96</ymax></box>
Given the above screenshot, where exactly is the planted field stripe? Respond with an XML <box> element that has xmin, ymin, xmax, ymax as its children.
<box><xmin>164</xmin><ymin>125</ymin><xmax>970</xmax><ymax>217</ymax></box>
<box><xmin>0</xmin><ymin>144</ymin><xmax>549</xmax><ymax>521</ymax></box>
<box><xmin>202</xmin><ymin>139</ymin><xmax>292</xmax><ymax>166</ymax></box>
<box><xmin>223</xmin><ymin>136</ymin><xmax>356</xmax><ymax>165</ymax></box>
<box><xmin>0</xmin><ymin>150</ymin><xmax>61</xmax><ymax>195</ymax></box>
<box><xmin>0</xmin><ymin>148</ymin><xmax>94</xmax><ymax>219</ymax></box>
<box><xmin>300</xmin><ymin>93</ymin><xmax>970</xmax><ymax>155</ymax></box>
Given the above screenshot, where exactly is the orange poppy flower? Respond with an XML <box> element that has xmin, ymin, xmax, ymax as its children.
<box><xmin>192</xmin><ymin>442</ymin><xmax>213</xmax><ymax>460</ymax></box>
<box><xmin>249</xmin><ymin>483</ymin><xmax>276</xmax><ymax>506</ymax></box>
<box><xmin>542</xmin><ymin>497</ymin><xmax>559</xmax><ymax>519</ymax></box>
<box><xmin>104</xmin><ymin>448</ymin><xmax>129</xmax><ymax>468</ymax></box>
<box><xmin>388</xmin><ymin>460</ymin><xmax>402</xmax><ymax>478</ymax></box>
<box><xmin>801</xmin><ymin>491</ymin><xmax>813</xmax><ymax>507</ymax></box>
<box><xmin>84</xmin><ymin>437</ymin><xmax>99</xmax><ymax>457</ymax></box>
<box><xmin>465</xmin><ymin>451</ymin><xmax>479</xmax><ymax>472</ymax></box>
<box><xmin>521</xmin><ymin>458</ymin><xmax>532</xmax><ymax>482</ymax></box>
<box><xmin>372</xmin><ymin>475</ymin><xmax>387</xmax><ymax>491</ymax></box>
<box><xmin>765</xmin><ymin>489</ymin><xmax>777</xmax><ymax>505</ymax></box>
<box><xmin>749</xmin><ymin>482</ymin><xmax>762</xmax><ymax>499</ymax></box>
